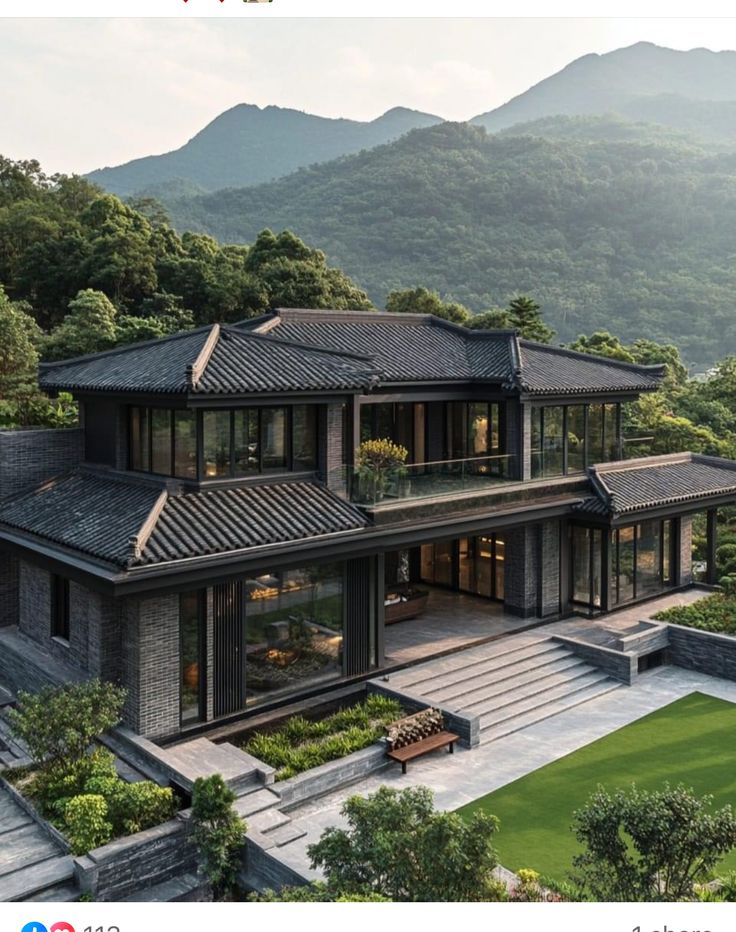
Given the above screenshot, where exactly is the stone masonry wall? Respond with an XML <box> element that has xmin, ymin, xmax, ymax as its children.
<box><xmin>538</xmin><ymin>520</ymin><xmax>562</xmax><ymax>617</ymax></box>
<box><xmin>667</xmin><ymin>624</ymin><xmax>736</xmax><ymax>682</ymax></box>
<box><xmin>504</xmin><ymin>524</ymin><xmax>538</xmax><ymax>617</ymax></box>
<box><xmin>0</xmin><ymin>428</ymin><xmax>83</xmax><ymax>500</ymax></box>
<box><xmin>323</xmin><ymin>403</ymin><xmax>346</xmax><ymax>495</ymax></box>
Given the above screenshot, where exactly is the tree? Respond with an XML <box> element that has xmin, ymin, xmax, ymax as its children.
<box><xmin>568</xmin><ymin>331</ymin><xmax>635</xmax><ymax>362</ymax></box>
<box><xmin>190</xmin><ymin>774</ymin><xmax>246</xmax><ymax>900</ymax></box>
<box><xmin>308</xmin><ymin>785</ymin><xmax>503</xmax><ymax>902</ymax></box>
<box><xmin>44</xmin><ymin>289</ymin><xmax>118</xmax><ymax>360</ymax></box>
<box><xmin>0</xmin><ymin>286</ymin><xmax>41</xmax><ymax>398</ymax></box>
<box><xmin>251</xmin><ymin>883</ymin><xmax>391</xmax><ymax>902</ymax></box>
<box><xmin>385</xmin><ymin>286</ymin><xmax>469</xmax><ymax>324</ymax></box>
<box><xmin>572</xmin><ymin>784</ymin><xmax>736</xmax><ymax>902</ymax></box>
<box><xmin>466</xmin><ymin>308</ymin><xmax>512</xmax><ymax>330</ymax></box>
<box><xmin>507</xmin><ymin>296</ymin><xmax>555</xmax><ymax>343</ymax></box>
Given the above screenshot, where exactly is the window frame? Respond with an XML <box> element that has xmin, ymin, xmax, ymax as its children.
<box><xmin>50</xmin><ymin>574</ymin><xmax>71</xmax><ymax>643</ymax></box>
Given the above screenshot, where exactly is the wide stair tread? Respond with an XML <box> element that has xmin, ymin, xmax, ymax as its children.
<box><xmin>481</xmin><ymin>681</ymin><xmax>622</xmax><ymax>743</ymax></box>
<box><xmin>427</xmin><ymin>653</ymin><xmax>585</xmax><ymax>705</ymax></box>
<box><xmin>124</xmin><ymin>872</ymin><xmax>207</xmax><ymax>902</ymax></box>
<box><xmin>29</xmin><ymin>881</ymin><xmax>80</xmax><ymax>902</ymax></box>
<box><xmin>268</xmin><ymin>823</ymin><xmax>308</xmax><ymax>848</ymax></box>
<box><xmin>234</xmin><ymin>788</ymin><xmax>281</xmax><ymax>818</ymax></box>
<box><xmin>0</xmin><ymin>855</ymin><xmax>74</xmax><ymax>902</ymax></box>
<box><xmin>246</xmin><ymin>808</ymin><xmax>291</xmax><ymax>834</ymax></box>
<box><xmin>391</xmin><ymin>641</ymin><xmax>565</xmax><ymax>694</ymax></box>
<box><xmin>0</xmin><ymin>823</ymin><xmax>60</xmax><ymax>877</ymax></box>
<box><xmin>478</xmin><ymin>671</ymin><xmax>614</xmax><ymax>730</ymax></box>
<box><xmin>460</xmin><ymin>663</ymin><xmax>602</xmax><ymax>716</ymax></box>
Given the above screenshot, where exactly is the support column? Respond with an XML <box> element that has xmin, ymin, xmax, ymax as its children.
<box><xmin>705</xmin><ymin>509</ymin><xmax>718</xmax><ymax>586</ymax></box>
<box><xmin>504</xmin><ymin>525</ymin><xmax>539</xmax><ymax>618</ymax></box>
<box><xmin>345</xmin><ymin>556</ymin><xmax>383</xmax><ymax>674</ymax></box>
<box><xmin>537</xmin><ymin>520</ymin><xmax>562</xmax><ymax>617</ymax></box>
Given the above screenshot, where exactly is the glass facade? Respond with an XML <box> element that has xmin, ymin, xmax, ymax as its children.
<box><xmin>180</xmin><ymin>591</ymin><xmax>206</xmax><ymax>725</ymax></box>
<box><xmin>421</xmin><ymin>535</ymin><xmax>505</xmax><ymax>600</ymax></box>
<box><xmin>532</xmin><ymin>403</ymin><xmax>621</xmax><ymax>478</ymax></box>
<box><xmin>244</xmin><ymin>563</ymin><xmax>344</xmax><ymax>705</ymax></box>
<box><xmin>129</xmin><ymin>405</ymin><xmax>318</xmax><ymax>479</ymax></box>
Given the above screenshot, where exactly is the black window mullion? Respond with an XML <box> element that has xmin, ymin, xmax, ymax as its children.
<box><xmin>562</xmin><ymin>406</ymin><xmax>569</xmax><ymax>476</ymax></box>
<box><xmin>258</xmin><ymin>408</ymin><xmax>264</xmax><ymax>473</ymax></box>
<box><xmin>583</xmin><ymin>405</ymin><xmax>589</xmax><ymax>468</ymax></box>
<box><xmin>170</xmin><ymin>410</ymin><xmax>175</xmax><ymax>477</ymax></box>
<box><xmin>229</xmin><ymin>410</ymin><xmax>235</xmax><ymax>478</ymax></box>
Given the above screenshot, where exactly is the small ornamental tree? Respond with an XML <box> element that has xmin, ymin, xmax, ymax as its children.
<box><xmin>190</xmin><ymin>774</ymin><xmax>246</xmax><ymax>899</ymax></box>
<box><xmin>572</xmin><ymin>784</ymin><xmax>736</xmax><ymax>902</ymax></box>
<box><xmin>355</xmin><ymin>439</ymin><xmax>408</xmax><ymax>501</ymax></box>
<box><xmin>308</xmin><ymin>785</ymin><xmax>504</xmax><ymax>902</ymax></box>
<box><xmin>9</xmin><ymin>679</ymin><xmax>126</xmax><ymax>774</ymax></box>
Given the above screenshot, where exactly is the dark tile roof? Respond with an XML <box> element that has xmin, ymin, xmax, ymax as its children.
<box><xmin>515</xmin><ymin>342</ymin><xmax>665</xmax><ymax>395</ymax></box>
<box><xmin>0</xmin><ymin>472</ymin><xmax>369</xmax><ymax>569</ymax></box>
<box><xmin>140</xmin><ymin>480</ymin><xmax>369</xmax><ymax>565</ymax></box>
<box><xmin>577</xmin><ymin>453</ymin><xmax>736</xmax><ymax>518</ymax></box>
<box><xmin>39</xmin><ymin>325</ymin><xmax>379</xmax><ymax>396</ymax></box>
<box><xmin>0</xmin><ymin>472</ymin><xmax>162</xmax><ymax>567</ymax></box>
<box><xmin>248</xmin><ymin>309</ymin><xmax>663</xmax><ymax>394</ymax></box>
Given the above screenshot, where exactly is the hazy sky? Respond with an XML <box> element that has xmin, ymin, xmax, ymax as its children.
<box><xmin>4</xmin><ymin>17</ymin><xmax>736</xmax><ymax>175</ymax></box>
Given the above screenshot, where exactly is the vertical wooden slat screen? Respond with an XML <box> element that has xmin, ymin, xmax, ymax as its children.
<box><xmin>213</xmin><ymin>580</ymin><xmax>245</xmax><ymax>717</ymax></box>
<box><xmin>344</xmin><ymin>557</ymin><xmax>373</xmax><ymax>676</ymax></box>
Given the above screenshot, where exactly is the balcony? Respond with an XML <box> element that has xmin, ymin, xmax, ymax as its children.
<box><xmin>337</xmin><ymin>453</ymin><xmax>517</xmax><ymax>507</ymax></box>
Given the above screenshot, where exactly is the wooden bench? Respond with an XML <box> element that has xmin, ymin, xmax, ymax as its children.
<box><xmin>386</xmin><ymin>730</ymin><xmax>459</xmax><ymax>774</ymax></box>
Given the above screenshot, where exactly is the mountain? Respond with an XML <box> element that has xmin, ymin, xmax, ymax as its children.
<box><xmin>472</xmin><ymin>42</ymin><xmax>736</xmax><ymax>145</ymax></box>
<box><xmin>164</xmin><ymin>119</ymin><xmax>736</xmax><ymax>366</ymax></box>
<box><xmin>86</xmin><ymin>104</ymin><xmax>443</xmax><ymax>196</ymax></box>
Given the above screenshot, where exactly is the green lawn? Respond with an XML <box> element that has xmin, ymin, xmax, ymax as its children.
<box><xmin>458</xmin><ymin>692</ymin><xmax>736</xmax><ymax>882</ymax></box>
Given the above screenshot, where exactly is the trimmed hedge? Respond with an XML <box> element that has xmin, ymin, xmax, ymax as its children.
<box><xmin>654</xmin><ymin>593</ymin><xmax>736</xmax><ymax>635</ymax></box>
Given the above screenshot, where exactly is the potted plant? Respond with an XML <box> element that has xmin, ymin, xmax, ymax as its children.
<box><xmin>355</xmin><ymin>438</ymin><xmax>408</xmax><ymax>503</ymax></box>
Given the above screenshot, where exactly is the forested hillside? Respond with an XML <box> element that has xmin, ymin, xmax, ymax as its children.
<box><xmin>164</xmin><ymin>119</ymin><xmax>736</xmax><ymax>365</ymax></box>
<box><xmin>86</xmin><ymin>104</ymin><xmax>442</xmax><ymax>197</ymax></box>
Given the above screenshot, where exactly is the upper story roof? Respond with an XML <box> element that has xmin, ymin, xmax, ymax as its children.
<box><xmin>39</xmin><ymin>323</ymin><xmax>381</xmax><ymax>396</ymax></box>
<box><xmin>38</xmin><ymin>307</ymin><xmax>665</xmax><ymax>399</ymax></box>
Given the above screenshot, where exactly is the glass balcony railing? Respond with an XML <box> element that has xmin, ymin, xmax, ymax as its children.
<box><xmin>336</xmin><ymin>453</ymin><xmax>517</xmax><ymax>506</ymax></box>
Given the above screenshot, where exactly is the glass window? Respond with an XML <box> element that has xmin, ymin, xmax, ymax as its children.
<box><xmin>588</xmin><ymin>404</ymin><xmax>604</xmax><ymax>464</ymax></box>
<box><xmin>129</xmin><ymin>407</ymin><xmax>150</xmax><ymax>472</ymax></box>
<box><xmin>637</xmin><ymin>520</ymin><xmax>662</xmax><ymax>598</ymax></box>
<box><xmin>604</xmin><ymin>404</ymin><xmax>620</xmax><ymax>462</ymax></box>
<box><xmin>174</xmin><ymin>410</ymin><xmax>197</xmax><ymax>479</ymax></box>
<box><xmin>51</xmin><ymin>575</ymin><xmax>70</xmax><ymax>641</ymax></box>
<box><xmin>151</xmin><ymin>409</ymin><xmax>172</xmax><ymax>475</ymax></box>
<box><xmin>292</xmin><ymin>405</ymin><xmax>317</xmax><ymax>471</ymax></box>
<box><xmin>180</xmin><ymin>592</ymin><xmax>205</xmax><ymax>725</ymax></box>
<box><xmin>663</xmin><ymin>519</ymin><xmax>672</xmax><ymax>584</ymax></box>
<box><xmin>262</xmin><ymin>408</ymin><xmax>288</xmax><ymax>470</ymax></box>
<box><xmin>234</xmin><ymin>409</ymin><xmax>259</xmax><ymax>475</ymax></box>
<box><xmin>615</xmin><ymin>526</ymin><xmax>636</xmax><ymax>604</ymax></box>
<box><xmin>468</xmin><ymin>403</ymin><xmax>490</xmax><ymax>456</ymax></box>
<box><xmin>572</xmin><ymin>526</ymin><xmax>591</xmax><ymax>605</ymax></box>
<box><xmin>203</xmin><ymin>410</ymin><xmax>231</xmax><ymax>478</ymax></box>
<box><xmin>244</xmin><ymin>563</ymin><xmax>344</xmax><ymax>705</ymax></box>
<box><xmin>567</xmin><ymin>406</ymin><xmax>586</xmax><ymax>473</ymax></box>
<box><xmin>495</xmin><ymin>535</ymin><xmax>505</xmax><ymax>600</ymax></box>
<box><xmin>542</xmin><ymin>407</ymin><xmax>564</xmax><ymax>477</ymax></box>
<box><xmin>531</xmin><ymin>407</ymin><xmax>543</xmax><ymax>478</ymax></box>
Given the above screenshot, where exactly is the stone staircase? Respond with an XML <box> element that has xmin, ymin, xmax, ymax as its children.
<box><xmin>387</xmin><ymin>637</ymin><xmax>622</xmax><ymax>744</ymax></box>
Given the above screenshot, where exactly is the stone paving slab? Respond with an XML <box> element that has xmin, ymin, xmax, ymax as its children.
<box><xmin>274</xmin><ymin>664</ymin><xmax>736</xmax><ymax>880</ymax></box>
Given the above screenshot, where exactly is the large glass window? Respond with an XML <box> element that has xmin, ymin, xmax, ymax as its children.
<box><xmin>174</xmin><ymin>410</ymin><xmax>197</xmax><ymax>479</ymax></box>
<box><xmin>292</xmin><ymin>406</ymin><xmax>317</xmax><ymax>471</ymax></box>
<box><xmin>261</xmin><ymin>407</ymin><xmax>288</xmax><ymax>471</ymax></box>
<box><xmin>51</xmin><ymin>575</ymin><xmax>70</xmax><ymax>642</ymax></box>
<box><xmin>203</xmin><ymin>410</ymin><xmax>231</xmax><ymax>478</ymax></box>
<box><xmin>180</xmin><ymin>592</ymin><xmax>206</xmax><ymax>725</ymax></box>
<box><xmin>234</xmin><ymin>409</ymin><xmax>259</xmax><ymax>475</ymax></box>
<box><xmin>244</xmin><ymin>563</ymin><xmax>344</xmax><ymax>705</ymax></box>
<box><xmin>151</xmin><ymin>409</ymin><xmax>173</xmax><ymax>476</ymax></box>
<box><xmin>571</xmin><ymin>527</ymin><xmax>604</xmax><ymax>611</ymax></box>
<box><xmin>129</xmin><ymin>407</ymin><xmax>150</xmax><ymax>472</ymax></box>
<box><xmin>611</xmin><ymin>519</ymin><xmax>674</xmax><ymax>606</ymax></box>
<box><xmin>532</xmin><ymin>403</ymin><xmax>622</xmax><ymax>478</ymax></box>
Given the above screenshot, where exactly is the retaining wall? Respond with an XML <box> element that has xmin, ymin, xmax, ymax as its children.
<box><xmin>552</xmin><ymin>634</ymin><xmax>637</xmax><ymax>684</ymax></box>
<box><xmin>666</xmin><ymin>623</ymin><xmax>736</xmax><ymax>682</ymax></box>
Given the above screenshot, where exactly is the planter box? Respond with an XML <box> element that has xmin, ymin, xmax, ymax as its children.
<box><xmin>384</xmin><ymin>589</ymin><xmax>429</xmax><ymax>625</ymax></box>
<box><xmin>274</xmin><ymin>742</ymin><xmax>390</xmax><ymax>808</ymax></box>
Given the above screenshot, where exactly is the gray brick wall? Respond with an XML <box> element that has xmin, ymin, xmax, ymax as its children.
<box><xmin>666</xmin><ymin>623</ymin><xmax>736</xmax><ymax>682</ymax></box>
<box><xmin>520</xmin><ymin>405</ymin><xmax>533</xmax><ymax>481</ymax></box>
<box><xmin>679</xmin><ymin>516</ymin><xmax>693</xmax><ymax>585</ymax></box>
<box><xmin>0</xmin><ymin>552</ymin><xmax>18</xmax><ymax>627</ymax></box>
<box><xmin>504</xmin><ymin>524</ymin><xmax>538</xmax><ymax>617</ymax></box>
<box><xmin>0</xmin><ymin>428</ymin><xmax>83</xmax><ymax>500</ymax></box>
<box><xmin>538</xmin><ymin>520</ymin><xmax>561</xmax><ymax>617</ymax></box>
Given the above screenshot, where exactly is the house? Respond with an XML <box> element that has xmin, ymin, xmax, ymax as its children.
<box><xmin>0</xmin><ymin>308</ymin><xmax>733</xmax><ymax>741</ymax></box>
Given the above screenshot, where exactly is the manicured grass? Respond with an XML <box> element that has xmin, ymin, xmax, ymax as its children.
<box><xmin>458</xmin><ymin>692</ymin><xmax>736</xmax><ymax>882</ymax></box>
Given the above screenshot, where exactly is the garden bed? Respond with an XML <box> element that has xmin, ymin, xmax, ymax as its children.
<box><xmin>654</xmin><ymin>592</ymin><xmax>736</xmax><ymax>634</ymax></box>
<box><xmin>239</xmin><ymin>694</ymin><xmax>403</xmax><ymax>780</ymax></box>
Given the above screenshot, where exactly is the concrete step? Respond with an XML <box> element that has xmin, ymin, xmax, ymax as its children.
<box><xmin>0</xmin><ymin>823</ymin><xmax>60</xmax><ymax>877</ymax></box>
<box><xmin>0</xmin><ymin>855</ymin><xmax>75</xmax><ymax>902</ymax></box>
<box><xmin>124</xmin><ymin>872</ymin><xmax>209</xmax><ymax>902</ymax></box>
<box><xmin>427</xmin><ymin>653</ymin><xmax>585</xmax><ymax>705</ymax></box>
<box><xmin>478</xmin><ymin>671</ymin><xmax>613</xmax><ymax>730</ymax></box>
<box><xmin>461</xmin><ymin>663</ymin><xmax>601</xmax><ymax>716</ymax></box>
<box><xmin>246</xmin><ymin>808</ymin><xmax>291</xmax><ymax>835</ymax></box>
<box><xmin>29</xmin><ymin>880</ymin><xmax>80</xmax><ymax>902</ymax></box>
<box><xmin>233</xmin><ymin>788</ymin><xmax>281</xmax><ymax>818</ymax></box>
<box><xmin>481</xmin><ymin>680</ymin><xmax>622</xmax><ymax>744</ymax></box>
<box><xmin>391</xmin><ymin>640</ymin><xmax>565</xmax><ymax>694</ymax></box>
<box><xmin>269</xmin><ymin>822</ymin><xmax>308</xmax><ymax>848</ymax></box>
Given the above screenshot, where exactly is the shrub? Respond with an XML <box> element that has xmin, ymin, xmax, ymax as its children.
<box><xmin>572</xmin><ymin>783</ymin><xmax>736</xmax><ymax>901</ymax></box>
<box><xmin>9</xmin><ymin>679</ymin><xmax>126</xmax><ymax>772</ymax></box>
<box><xmin>34</xmin><ymin>747</ymin><xmax>118</xmax><ymax>815</ymax></box>
<box><xmin>654</xmin><ymin>592</ymin><xmax>736</xmax><ymax>635</ymax></box>
<box><xmin>251</xmin><ymin>882</ymin><xmax>391</xmax><ymax>902</ymax></box>
<box><xmin>308</xmin><ymin>785</ymin><xmax>503</xmax><ymax>902</ymax></box>
<box><xmin>243</xmin><ymin>696</ymin><xmax>402</xmax><ymax>780</ymax></box>
<box><xmin>86</xmin><ymin>775</ymin><xmax>176</xmax><ymax>835</ymax></box>
<box><xmin>191</xmin><ymin>774</ymin><xmax>246</xmax><ymax>899</ymax></box>
<box><xmin>63</xmin><ymin>794</ymin><xmax>113</xmax><ymax>855</ymax></box>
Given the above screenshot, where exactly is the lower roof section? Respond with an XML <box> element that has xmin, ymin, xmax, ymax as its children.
<box><xmin>578</xmin><ymin>453</ymin><xmax>736</xmax><ymax>520</ymax></box>
<box><xmin>0</xmin><ymin>471</ymin><xmax>369</xmax><ymax>570</ymax></box>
